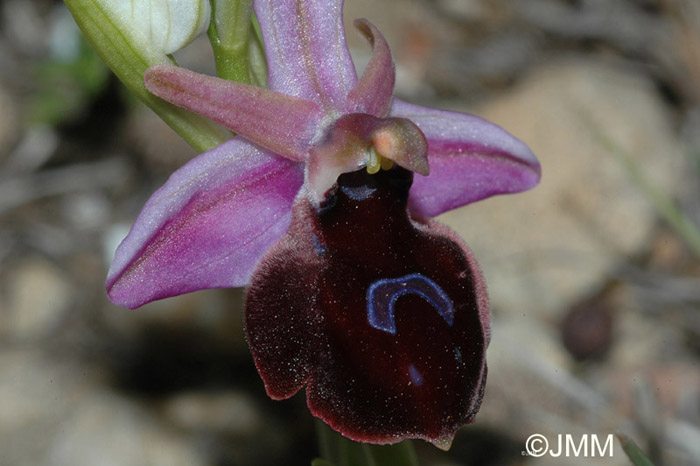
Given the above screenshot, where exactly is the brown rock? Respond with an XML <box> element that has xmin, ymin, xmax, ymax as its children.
<box><xmin>2</xmin><ymin>257</ymin><xmax>72</xmax><ymax>341</ymax></box>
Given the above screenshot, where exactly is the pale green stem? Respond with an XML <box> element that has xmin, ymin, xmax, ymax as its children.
<box><xmin>314</xmin><ymin>420</ymin><xmax>420</xmax><ymax>466</ymax></box>
<box><xmin>617</xmin><ymin>433</ymin><xmax>656</xmax><ymax>466</ymax></box>
<box><xmin>65</xmin><ymin>0</ymin><xmax>231</xmax><ymax>153</ymax></box>
<box><xmin>207</xmin><ymin>0</ymin><xmax>255</xmax><ymax>83</ymax></box>
<box><xmin>580</xmin><ymin>111</ymin><xmax>700</xmax><ymax>258</ymax></box>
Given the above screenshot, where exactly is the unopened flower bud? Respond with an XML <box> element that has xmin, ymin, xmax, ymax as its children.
<box><xmin>107</xmin><ymin>0</ymin><xmax>211</xmax><ymax>54</ymax></box>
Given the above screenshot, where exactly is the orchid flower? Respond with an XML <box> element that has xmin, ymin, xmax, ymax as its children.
<box><xmin>105</xmin><ymin>0</ymin><xmax>540</xmax><ymax>449</ymax></box>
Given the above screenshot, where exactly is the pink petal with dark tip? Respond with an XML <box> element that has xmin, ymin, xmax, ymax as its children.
<box><xmin>345</xmin><ymin>19</ymin><xmax>395</xmax><ymax>117</ymax></box>
<box><xmin>390</xmin><ymin>99</ymin><xmax>541</xmax><ymax>218</ymax></box>
<box><xmin>145</xmin><ymin>65</ymin><xmax>323</xmax><ymax>162</ymax></box>
<box><xmin>254</xmin><ymin>0</ymin><xmax>357</xmax><ymax>112</ymax></box>
<box><xmin>106</xmin><ymin>138</ymin><xmax>303</xmax><ymax>309</ymax></box>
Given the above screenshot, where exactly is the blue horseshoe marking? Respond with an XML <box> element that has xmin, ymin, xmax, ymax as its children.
<box><xmin>408</xmin><ymin>364</ymin><xmax>424</xmax><ymax>386</ymax></box>
<box><xmin>366</xmin><ymin>273</ymin><xmax>454</xmax><ymax>334</ymax></box>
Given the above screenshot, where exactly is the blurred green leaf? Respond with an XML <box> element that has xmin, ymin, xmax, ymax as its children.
<box><xmin>366</xmin><ymin>442</ymin><xmax>420</xmax><ymax>466</ymax></box>
<box><xmin>312</xmin><ymin>459</ymin><xmax>337</xmax><ymax>466</ymax></box>
<box><xmin>581</xmin><ymin>110</ymin><xmax>700</xmax><ymax>258</ymax></box>
<box><xmin>315</xmin><ymin>420</ymin><xmax>419</xmax><ymax>466</ymax></box>
<box><xmin>617</xmin><ymin>433</ymin><xmax>656</xmax><ymax>466</ymax></box>
<box><xmin>28</xmin><ymin>37</ymin><xmax>109</xmax><ymax>126</ymax></box>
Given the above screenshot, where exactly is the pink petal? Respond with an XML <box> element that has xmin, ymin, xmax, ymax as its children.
<box><xmin>345</xmin><ymin>19</ymin><xmax>395</xmax><ymax>117</ymax></box>
<box><xmin>106</xmin><ymin>138</ymin><xmax>303</xmax><ymax>309</ymax></box>
<box><xmin>254</xmin><ymin>0</ymin><xmax>357</xmax><ymax>112</ymax></box>
<box><xmin>145</xmin><ymin>65</ymin><xmax>323</xmax><ymax>162</ymax></box>
<box><xmin>390</xmin><ymin>100</ymin><xmax>541</xmax><ymax>218</ymax></box>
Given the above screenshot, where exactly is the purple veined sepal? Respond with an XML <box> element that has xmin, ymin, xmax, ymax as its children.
<box><xmin>106</xmin><ymin>138</ymin><xmax>303</xmax><ymax>309</ymax></box>
<box><xmin>245</xmin><ymin>166</ymin><xmax>490</xmax><ymax>449</ymax></box>
<box><xmin>254</xmin><ymin>0</ymin><xmax>358</xmax><ymax>112</ymax></box>
<box><xmin>389</xmin><ymin>99</ymin><xmax>542</xmax><ymax>219</ymax></box>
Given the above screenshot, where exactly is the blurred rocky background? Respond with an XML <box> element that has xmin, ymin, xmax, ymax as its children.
<box><xmin>1</xmin><ymin>0</ymin><xmax>699</xmax><ymax>465</ymax></box>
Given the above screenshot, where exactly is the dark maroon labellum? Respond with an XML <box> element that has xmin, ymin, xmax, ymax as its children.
<box><xmin>245</xmin><ymin>166</ymin><xmax>489</xmax><ymax>448</ymax></box>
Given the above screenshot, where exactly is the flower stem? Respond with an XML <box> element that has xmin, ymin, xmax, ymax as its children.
<box><xmin>366</xmin><ymin>441</ymin><xmax>420</xmax><ymax>466</ymax></box>
<box><xmin>207</xmin><ymin>0</ymin><xmax>256</xmax><ymax>84</ymax></box>
<box><xmin>314</xmin><ymin>420</ymin><xmax>420</xmax><ymax>466</ymax></box>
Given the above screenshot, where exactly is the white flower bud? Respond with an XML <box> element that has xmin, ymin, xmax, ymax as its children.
<box><xmin>108</xmin><ymin>0</ymin><xmax>211</xmax><ymax>55</ymax></box>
